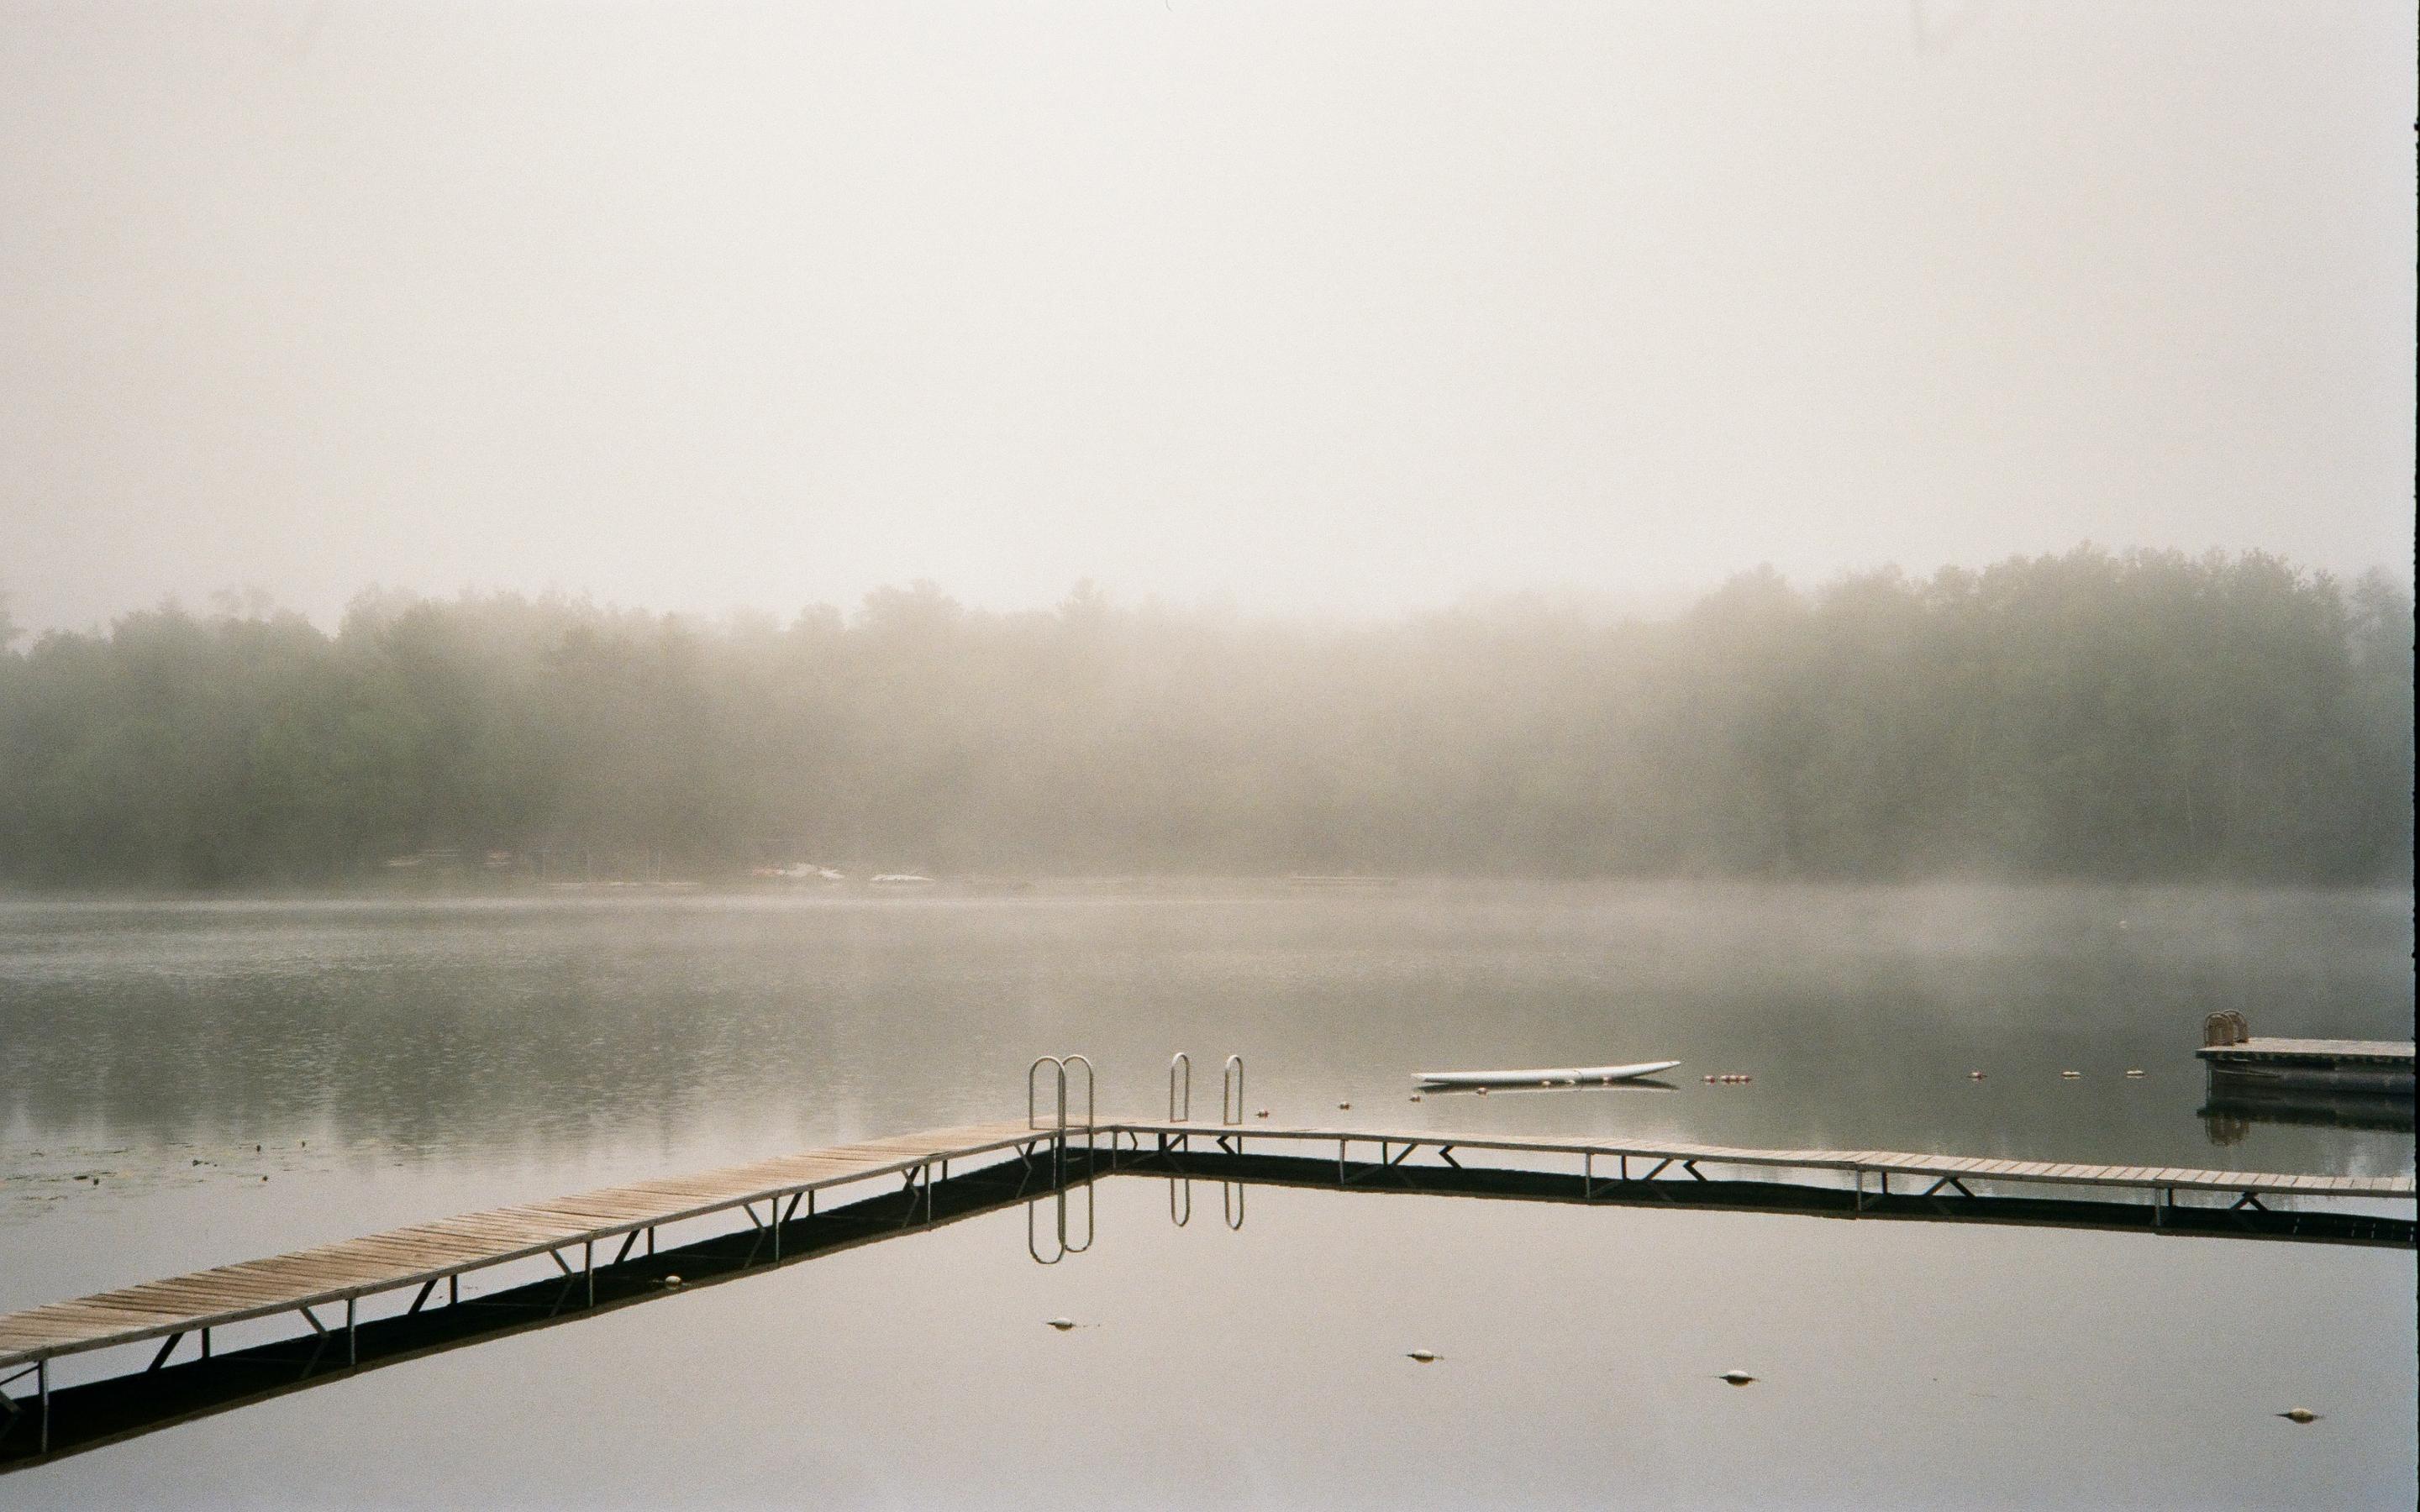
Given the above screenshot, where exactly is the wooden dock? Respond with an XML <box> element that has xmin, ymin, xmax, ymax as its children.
<box><xmin>0</xmin><ymin>1119</ymin><xmax>1052</xmax><ymax>1452</ymax></box>
<box><xmin>2195</xmin><ymin>1013</ymin><xmax>2414</xmax><ymax>1094</ymax></box>
<box><xmin>2196</xmin><ymin>1035</ymin><xmax>2415</xmax><ymax>1098</ymax></box>
<box><xmin>2196</xmin><ymin>1037</ymin><xmax>2414</xmax><ymax>1063</ymax></box>
<box><xmin>5</xmin><ymin>1105</ymin><xmax>2413</xmax><ymax>1462</ymax></box>
<box><xmin>1105</xmin><ymin>1120</ymin><xmax>2420</xmax><ymax>1205</ymax></box>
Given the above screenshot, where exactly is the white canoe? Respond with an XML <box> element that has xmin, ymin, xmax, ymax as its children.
<box><xmin>1415</xmin><ymin>1060</ymin><xmax>1681</xmax><ymax>1089</ymax></box>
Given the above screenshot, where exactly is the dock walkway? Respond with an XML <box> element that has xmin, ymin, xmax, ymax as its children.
<box><xmin>5</xmin><ymin>1110</ymin><xmax>2413</xmax><ymax>1458</ymax></box>
<box><xmin>0</xmin><ymin>1121</ymin><xmax>1043</xmax><ymax>1379</ymax></box>
<box><xmin>1110</xmin><ymin>1121</ymin><xmax>2420</xmax><ymax>1201</ymax></box>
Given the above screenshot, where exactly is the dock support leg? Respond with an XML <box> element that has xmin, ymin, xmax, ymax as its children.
<box><xmin>1853</xmin><ymin>1169</ymin><xmax>1863</xmax><ymax>1214</ymax></box>
<box><xmin>450</xmin><ymin>1274</ymin><xmax>460</xmax><ymax>1307</ymax></box>
<box><xmin>38</xmin><ymin>1359</ymin><xmax>45</xmax><ymax>1455</ymax></box>
<box><xmin>202</xmin><ymin>1326</ymin><xmax>211</xmax><ymax>1360</ymax></box>
<box><xmin>345</xmin><ymin>1298</ymin><xmax>356</xmax><ymax>1365</ymax></box>
<box><xmin>585</xmin><ymin>1240</ymin><xmax>596</xmax><ymax>1306</ymax></box>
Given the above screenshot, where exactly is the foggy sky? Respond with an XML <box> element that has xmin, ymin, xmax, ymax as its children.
<box><xmin>3</xmin><ymin>1</ymin><xmax>2412</xmax><ymax>634</ymax></box>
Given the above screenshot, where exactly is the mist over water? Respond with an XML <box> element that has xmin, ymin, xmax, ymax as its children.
<box><xmin>3</xmin><ymin>3</ymin><xmax>2413</xmax><ymax>1503</ymax></box>
<box><xmin>1</xmin><ymin>881</ymin><xmax>2412</xmax><ymax>1505</ymax></box>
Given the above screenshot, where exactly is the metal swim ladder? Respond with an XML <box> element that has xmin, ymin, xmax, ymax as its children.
<box><xmin>1026</xmin><ymin>1055</ymin><xmax>1097</xmax><ymax>1263</ymax></box>
<box><xmin>1163</xmin><ymin>1052</ymin><xmax>1249</xmax><ymax>1229</ymax></box>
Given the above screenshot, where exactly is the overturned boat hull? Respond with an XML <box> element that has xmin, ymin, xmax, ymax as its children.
<box><xmin>1416</xmin><ymin>1059</ymin><xmax>1681</xmax><ymax>1089</ymax></box>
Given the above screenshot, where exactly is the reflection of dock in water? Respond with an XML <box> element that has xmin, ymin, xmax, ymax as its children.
<box><xmin>6</xmin><ymin>1098</ymin><xmax>2413</xmax><ymax>1473</ymax></box>
<box><xmin>2201</xmin><ymin>1087</ymin><xmax>2415</xmax><ymax>1144</ymax></box>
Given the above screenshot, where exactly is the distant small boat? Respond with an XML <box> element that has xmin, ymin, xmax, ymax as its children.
<box><xmin>869</xmin><ymin>874</ymin><xmax>936</xmax><ymax>886</ymax></box>
<box><xmin>1415</xmin><ymin>1060</ymin><xmax>1681</xmax><ymax>1089</ymax></box>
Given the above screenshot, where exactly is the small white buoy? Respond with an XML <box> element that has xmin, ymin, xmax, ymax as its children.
<box><xmin>1718</xmin><ymin>1370</ymin><xmax>1756</xmax><ymax>1386</ymax></box>
<box><xmin>1968</xmin><ymin>1071</ymin><xmax>1986</xmax><ymax>1080</ymax></box>
<box><xmin>1255</xmin><ymin>1109</ymin><xmax>1270</xmax><ymax>1119</ymax></box>
<box><xmin>1046</xmin><ymin>1317</ymin><xmax>1077</xmax><ymax>1331</ymax></box>
<box><xmin>1339</xmin><ymin>1101</ymin><xmax>1351</xmax><ymax>1110</ymax></box>
<box><xmin>1409</xmin><ymin>1095</ymin><xmax>1423</xmax><ymax>1103</ymax></box>
<box><xmin>2278</xmin><ymin>1408</ymin><xmax>2320</xmax><ymax>1424</ymax></box>
<box><xmin>1474</xmin><ymin>1086</ymin><xmax>1488</xmax><ymax>1095</ymax></box>
<box><xmin>661</xmin><ymin>1274</ymin><xmax>682</xmax><ymax>1288</ymax></box>
<box><xmin>2124</xmin><ymin>1068</ymin><xmax>2145</xmax><ymax>1078</ymax></box>
<box><xmin>1406</xmin><ymin>1349</ymin><xmax>1440</xmax><ymax>1363</ymax></box>
<box><xmin>2060</xmin><ymin>1070</ymin><xmax>2081</xmax><ymax>1079</ymax></box>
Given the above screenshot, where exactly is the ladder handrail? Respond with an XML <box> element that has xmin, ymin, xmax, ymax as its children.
<box><xmin>1027</xmin><ymin>1056</ymin><xmax>1065</xmax><ymax>1132</ymax></box>
<box><xmin>1063</xmin><ymin>1055</ymin><xmax>1096</xmax><ymax>1143</ymax></box>
<box><xmin>1222</xmin><ymin>1054</ymin><xmax>1245</xmax><ymax>1126</ymax></box>
<box><xmin>1028</xmin><ymin>1053</ymin><xmax>1096</xmax><ymax>1141</ymax></box>
<box><xmin>1169</xmin><ymin>1053</ymin><xmax>1192</xmax><ymax>1122</ymax></box>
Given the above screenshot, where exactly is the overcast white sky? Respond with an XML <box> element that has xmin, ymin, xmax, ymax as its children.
<box><xmin>2</xmin><ymin>1</ymin><xmax>2412</xmax><ymax>633</ymax></box>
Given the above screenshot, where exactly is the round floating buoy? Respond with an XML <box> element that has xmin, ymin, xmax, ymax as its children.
<box><xmin>1255</xmin><ymin>1109</ymin><xmax>1270</xmax><ymax>1118</ymax></box>
<box><xmin>1406</xmin><ymin>1350</ymin><xmax>1440</xmax><ymax>1363</ymax></box>
<box><xmin>1718</xmin><ymin>1370</ymin><xmax>1757</xmax><ymax>1386</ymax></box>
<box><xmin>2124</xmin><ymin>1069</ymin><xmax>2145</xmax><ymax>1078</ymax></box>
<box><xmin>2060</xmin><ymin>1070</ymin><xmax>2081</xmax><ymax>1079</ymax></box>
<box><xmin>1409</xmin><ymin>1094</ymin><xmax>1423</xmax><ymax>1102</ymax></box>
<box><xmin>2278</xmin><ymin>1408</ymin><xmax>2320</xmax><ymax>1424</ymax></box>
<box><xmin>1704</xmin><ymin>1074</ymin><xmax>1718</xmax><ymax>1083</ymax></box>
<box><xmin>1046</xmin><ymin>1317</ymin><xmax>1077</xmax><ymax>1331</ymax></box>
<box><xmin>1968</xmin><ymin>1071</ymin><xmax>1986</xmax><ymax>1079</ymax></box>
<box><xmin>661</xmin><ymin>1274</ymin><xmax>682</xmax><ymax>1287</ymax></box>
<box><xmin>1474</xmin><ymin>1087</ymin><xmax>1487</xmax><ymax>1095</ymax></box>
<box><xmin>1339</xmin><ymin>1102</ymin><xmax>1351</xmax><ymax>1110</ymax></box>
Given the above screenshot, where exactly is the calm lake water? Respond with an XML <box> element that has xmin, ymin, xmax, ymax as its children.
<box><xmin>2</xmin><ymin>881</ymin><xmax>2412</xmax><ymax>1507</ymax></box>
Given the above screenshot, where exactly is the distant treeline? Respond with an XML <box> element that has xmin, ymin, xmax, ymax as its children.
<box><xmin>0</xmin><ymin>549</ymin><xmax>2410</xmax><ymax>888</ymax></box>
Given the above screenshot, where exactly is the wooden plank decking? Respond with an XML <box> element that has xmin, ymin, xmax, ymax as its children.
<box><xmin>2196</xmin><ymin>1037</ymin><xmax>2414</xmax><ymax>1064</ymax></box>
<box><xmin>0</xmin><ymin>1121</ymin><xmax>1044</xmax><ymax>1371</ymax></box>
<box><xmin>1110</xmin><ymin>1120</ymin><xmax>2419</xmax><ymax>1200</ymax></box>
<box><xmin>4</xmin><ymin>1115</ymin><xmax>2412</xmax><ymax>1381</ymax></box>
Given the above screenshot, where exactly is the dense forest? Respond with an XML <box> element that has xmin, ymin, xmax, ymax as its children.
<box><xmin>0</xmin><ymin>548</ymin><xmax>2409</xmax><ymax>889</ymax></box>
